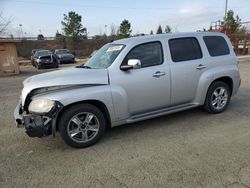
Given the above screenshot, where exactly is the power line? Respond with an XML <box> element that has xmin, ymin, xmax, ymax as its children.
<box><xmin>2</xmin><ymin>0</ymin><xmax>250</xmax><ymax>10</ymax></box>
<box><xmin>1</xmin><ymin>0</ymin><xmax>178</xmax><ymax>10</ymax></box>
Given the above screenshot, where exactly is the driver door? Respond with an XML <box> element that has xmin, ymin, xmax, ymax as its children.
<box><xmin>109</xmin><ymin>41</ymin><xmax>171</xmax><ymax>116</ymax></box>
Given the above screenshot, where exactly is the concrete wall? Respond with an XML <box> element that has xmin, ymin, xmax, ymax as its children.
<box><xmin>16</xmin><ymin>39</ymin><xmax>112</xmax><ymax>58</ymax></box>
<box><xmin>0</xmin><ymin>43</ymin><xmax>19</xmax><ymax>75</ymax></box>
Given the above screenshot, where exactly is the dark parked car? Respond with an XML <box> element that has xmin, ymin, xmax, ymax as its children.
<box><xmin>33</xmin><ymin>50</ymin><xmax>58</xmax><ymax>69</ymax></box>
<box><xmin>54</xmin><ymin>49</ymin><xmax>75</xmax><ymax>64</ymax></box>
<box><xmin>31</xmin><ymin>49</ymin><xmax>44</xmax><ymax>66</ymax></box>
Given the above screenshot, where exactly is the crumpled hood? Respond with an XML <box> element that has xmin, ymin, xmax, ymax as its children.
<box><xmin>21</xmin><ymin>67</ymin><xmax>109</xmax><ymax>106</ymax></box>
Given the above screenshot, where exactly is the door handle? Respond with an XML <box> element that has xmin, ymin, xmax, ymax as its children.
<box><xmin>153</xmin><ymin>71</ymin><xmax>166</xmax><ymax>78</ymax></box>
<box><xmin>196</xmin><ymin>64</ymin><xmax>206</xmax><ymax>70</ymax></box>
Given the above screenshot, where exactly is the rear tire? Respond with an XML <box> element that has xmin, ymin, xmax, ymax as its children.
<box><xmin>204</xmin><ymin>81</ymin><xmax>231</xmax><ymax>114</ymax></box>
<box><xmin>58</xmin><ymin>104</ymin><xmax>106</xmax><ymax>148</ymax></box>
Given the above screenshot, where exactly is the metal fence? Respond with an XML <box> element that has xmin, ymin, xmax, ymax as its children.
<box><xmin>0</xmin><ymin>36</ymin><xmax>98</xmax><ymax>41</ymax></box>
<box><xmin>0</xmin><ymin>37</ymin><xmax>56</xmax><ymax>41</ymax></box>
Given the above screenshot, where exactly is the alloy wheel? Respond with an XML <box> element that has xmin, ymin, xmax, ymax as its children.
<box><xmin>211</xmin><ymin>87</ymin><xmax>229</xmax><ymax>110</ymax></box>
<box><xmin>67</xmin><ymin>112</ymin><xmax>100</xmax><ymax>143</ymax></box>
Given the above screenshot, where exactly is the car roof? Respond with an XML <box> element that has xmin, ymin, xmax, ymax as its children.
<box><xmin>32</xmin><ymin>49</ymin><xmax>44</xmax><ymax>52</ymax></box>
<box><xmin>36</xmin><ymin>50</ymin><xmax>51</xmax><ymax>53</ymax></box>
<box><xmin>112</xmin><ymin>32</ymin><xmax>226</xmax><ymax>46</ymax></box>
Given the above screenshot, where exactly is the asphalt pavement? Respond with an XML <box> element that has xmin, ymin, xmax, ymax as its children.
<box><xmin>0</xmin><ymin>58</ymin><xmax>250</xmax><ymax>188</ymax></box>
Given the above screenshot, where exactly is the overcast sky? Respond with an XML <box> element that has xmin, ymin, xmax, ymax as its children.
<box><xmin>1</xmin><ymin>0</ymin><xmax>250</xmax><ymax>37</ymax></box>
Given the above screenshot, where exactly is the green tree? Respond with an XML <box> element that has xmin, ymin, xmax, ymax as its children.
<box><xmin>61</xmin><ymin>11</ymin><xmax>87</xmax><ymax>40</ymax></box>
<box><xmin>238</xmin><ymin>26</ymin><xmax>247</xmax><ymax>35</ymax></box>
<box><xmin>150</xmin><ymin>30</ymin><xmax>153</xmax><ymax>35</ymax></box>
<box><xmin>165</xmin><ymin>25</ymin><xmax>172</xmax><ymax>33</ymax></box>
<box><xmin>222</xmin><ymin>10</ymin><xmax>241</xmax><ymax>34</ymax></box>
<box><xmin>156</xmin><ymin>25</ymin><xmax>163</xmax><ymax>34</ymax></box>
<box><xmin>119</xmin><ymin>19</ymin><xmax>132</xmax><ymax>37</ymax></box>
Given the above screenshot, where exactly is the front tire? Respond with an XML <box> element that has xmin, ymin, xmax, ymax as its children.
<box><xmin>58</xmin><ymin>104</ymin><xmax>106</xmax><ymax>148</ymax></box>
<box><xmin>204</xmin><ymin>81</ymin><xmax>231</xmax><ymax>113</ymax></box>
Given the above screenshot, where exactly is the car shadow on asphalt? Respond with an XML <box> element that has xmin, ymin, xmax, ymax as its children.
<box><xmin>102</xmin><ymin>108</ymin><xmax>206</xmax><ymax>140</ymax></box>
<box><xmin>35</xmin><ymin>107</ymin><xmax>206</xmax><ymax>150</ymax></box>
<box><xmin>25</xmin><ymin>90</ymin><xmax>248</xmax><ymax>151</ymax></box>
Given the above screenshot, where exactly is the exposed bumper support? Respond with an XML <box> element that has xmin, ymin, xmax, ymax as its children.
<box><xmin>14</xmin><ymin>100</ymin><xmax>24</xmax><ymax>128</ymax></box>
<box><xmin>14</xmin><ymin>101</ymin><xmax>63</xmax><ymax>138</ymax></box>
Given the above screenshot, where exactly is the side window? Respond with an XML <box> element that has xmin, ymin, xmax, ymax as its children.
<box><xmin>123</xmin><ymin>42</ymin><xmax>163</xmax><ymax>68</ymax></box>
<box><xmin>169</xmin><ymin>37</ymin><xmax>202</xmax><ymax>62</ymax></box>
<box><xmin>203</xmin><ymin>36</ymin><xmax>230</xmax><ymax>57</ymax></box>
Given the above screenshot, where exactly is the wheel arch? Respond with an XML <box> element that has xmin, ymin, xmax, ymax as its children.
<box><xmin>203</xmin><ymin>77</ymin><xmax>233</xmax><ymax>113</ymax></box>
<box><xmin>209</xmin><ymin>76</ymin><xmax>233</xmax><ymax>95</ymax></box>
<box><xmin>56</xmin><ymin>100</ymin><xmax>111</xmax><ymax>131</ymax></box>
<box><xmin>195</xmin><ymin>75</ymin><xmax>234</xmax><ymax>105</ymax></box>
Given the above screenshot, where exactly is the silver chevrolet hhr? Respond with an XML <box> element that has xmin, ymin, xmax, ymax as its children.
<box><xmin>14</xmin><ymin>32</ymin><xmax>241</xmax><ymax>148</ymax></box>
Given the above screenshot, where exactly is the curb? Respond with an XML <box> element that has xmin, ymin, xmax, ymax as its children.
<box><xmin>238</xmin><ymin>55</ymin><xmax>250</xmax><ymax>59</ymax></box>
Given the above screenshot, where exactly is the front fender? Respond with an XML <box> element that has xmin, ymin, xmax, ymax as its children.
<box><xmin>31</xmin><ymin>85</ymin><xmax>116</xmax><ymax>123</ymax></box>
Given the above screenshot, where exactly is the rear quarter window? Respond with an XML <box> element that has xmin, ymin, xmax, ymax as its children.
<box><xmin>203</xmin><ymin>36</ymin><xmax>230</xmax><ymax>57</ymax></box>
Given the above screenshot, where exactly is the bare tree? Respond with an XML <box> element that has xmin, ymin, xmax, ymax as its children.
<box><xmin>110</xmin><ymin>24</ymin><xmax>116</xmax><ymax>36</ymax></box>
<box><xmin>116</xmin><ymin>27</ymin><xmax>120</xmax><ymax>36</ymax></box>
<box><xmin>0</xmin><ymin>11</ymin><xmax>13</xmax><ymax>35</ymax></box>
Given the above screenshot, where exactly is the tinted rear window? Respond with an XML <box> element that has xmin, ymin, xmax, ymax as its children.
<box><xmin>203</xmin><ymin>36</ymin><xmax>230</xmax><ymax>57</ymax></box>
<box><xmin>169</xmin><ymin>37</ymin><xmax>202</xmax><ymax>62</ymax></box>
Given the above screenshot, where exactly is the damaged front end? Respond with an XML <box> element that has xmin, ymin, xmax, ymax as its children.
<box><xmin>14</xmin><ymin>87</ymin><xmax>64</xmax><ymax>138</ymax></box>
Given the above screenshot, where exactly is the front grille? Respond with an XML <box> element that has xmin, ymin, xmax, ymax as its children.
<box><xmin>40</xmin><ymin>56</ymin><xmax>52</xmax><ymax>62</ymax></box>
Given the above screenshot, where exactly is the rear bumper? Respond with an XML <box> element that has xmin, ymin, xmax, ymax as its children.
<box><xmin>232</xmin><ymin>76</ymin><xmax>241</xmax><ymax>96</ymax></box>
<box><xmin>14</xmin><ymin>101</ymin><xmax>63</xmax><ymax>137</ymax></box>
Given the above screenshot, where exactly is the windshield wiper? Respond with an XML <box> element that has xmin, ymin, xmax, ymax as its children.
<box><xmin>76</xmin><ymin>65</ymin><xmax>92</xmax><ymax>69</ymax></box>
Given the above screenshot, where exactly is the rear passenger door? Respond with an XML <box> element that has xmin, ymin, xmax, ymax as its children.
<box><xmin>168</xmin><ymin>37</ymin><xmax>206</xmax><ymax>105</ymax></box>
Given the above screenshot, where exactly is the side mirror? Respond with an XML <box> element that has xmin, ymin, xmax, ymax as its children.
<box><xmin>120</xmin><ymin>59</ymin><xmax>141</xmax><ymax>71</ymax></box>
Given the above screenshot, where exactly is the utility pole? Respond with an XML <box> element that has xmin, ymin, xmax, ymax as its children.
<box><xmin>19</xmin><ymin>24</ymin><xmax>23</xmax><ymax>38</ymax></box>
<box><xmin>225</xmin><ymin>0</ymin><xmax>228</xmax><ymax>18</ymax></box>
<box><xmin>104</xmin><ymin>25</ymin><xmax>107</xmax><ymax>36</ymax></box>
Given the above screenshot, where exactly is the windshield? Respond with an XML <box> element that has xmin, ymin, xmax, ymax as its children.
<box><xmin>56</xmin><ymin>49</ymin><xmax>70</xmax><ymax>54</ymax></box>
<box><xmin>84</xmin><ymin>43</ymin><xmax>125</xmax><ymax>69</ymax></box>
<box><xmin>36</xmin><ymin>50</ymin><xmax>52</xmax><ymax>56</ymax></box>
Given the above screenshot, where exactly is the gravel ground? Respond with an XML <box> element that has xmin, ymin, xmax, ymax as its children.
<box><xmin>0</xmin><ymin>58</ymin><xmax>250</xmax><ymax>188</ymax></box>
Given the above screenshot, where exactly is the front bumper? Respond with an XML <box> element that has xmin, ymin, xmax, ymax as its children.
<box><xmin>14</xmin><ymin>100</ymin><xmax>23</xmax><ymax>127</ymax></box>
<box><xmin>14</xmin><ymin>100</ymin><xmax>63</xmax><ymax>138</ymax></box>
<box><xmin>39</xmin><ymin>62</ymin><xmax>58</xmax><ymax>68</ymax></box>
<box><xmin>58</xmin><ymin>57</ymin><xmax>75</xmax><ymax>63</ymax></box>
